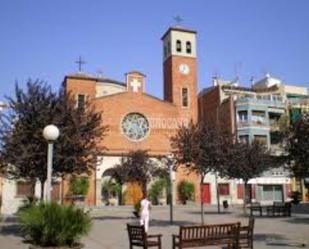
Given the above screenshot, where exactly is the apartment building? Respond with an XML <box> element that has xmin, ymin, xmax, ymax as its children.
<box><xmin>198</xmin><ymin>74</ymin><xmax>308</xmax><ymax>204</ymax></box>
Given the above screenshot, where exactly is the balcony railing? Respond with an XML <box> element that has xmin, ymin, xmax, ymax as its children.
<box><xmin>237</xmin><ymin>120</ymin><xmax>268</xmax><ymax>128</ymax></box>
<box><xmin>237</xmin><ymin>97</ymin><xmax>286</xmax><ymax>108</ymax></box>
<box><xmin>288</xmin><ymin>97</ymin><xmax>309</xmax><ymax>105</ymax></box>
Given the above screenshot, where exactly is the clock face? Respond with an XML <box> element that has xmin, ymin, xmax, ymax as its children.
<box><xmin>179</xmin><ymin>64</ymin><xmax>190</xmax><ymax>75</ymax></box>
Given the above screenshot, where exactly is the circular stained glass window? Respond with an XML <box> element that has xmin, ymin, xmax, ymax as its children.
<box><xmin>121</xmin><ymin>113</ymin><xmax>150</xmax><ymax>141</ymax></box>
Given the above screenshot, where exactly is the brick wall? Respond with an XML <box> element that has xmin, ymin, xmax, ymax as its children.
<box><xmin>198</xmin><ymin>86</ymin><xmax>235</xmax><ymax>136</ymax></box>
<box><xmin>163</xmin><ymin>56</ymin><xmax>198</xmax><ymax>122</ymax></box>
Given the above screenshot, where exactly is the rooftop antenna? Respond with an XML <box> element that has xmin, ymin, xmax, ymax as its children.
<box><xmin>234</xmin><ymin>62</ymin><xmax>242</xmax><ymax>81</ymax></box>
<box><xmin>250</xmin><ymin>76</ymin><xmax>255</xmax><ymax>87</ymax></box>
<box><xmin>212</xmin><ymin>67</ymin><xmax>219</xmax><ymax>78</ymax></box>
<box><xmin>173</xmin><ymin>15</ymin><xmax>183</xmax><ymax>27</ymax></box>
<box><xmin>75</xmin><ymin>56</ymin><xmax>86</xmax><ymax>73</ymax></box>
<box><xmin>211</xmin><ymin>68</ymin><xmax>220</xmax><ymax>86</ymax></box>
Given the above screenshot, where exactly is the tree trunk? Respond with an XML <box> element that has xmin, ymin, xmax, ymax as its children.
<box><xmin>243</xmin><ymin>181</ymin><xmax>248</xmax><ymax>215</ymax></box>
<box><xmin>60</xmin><ymin>175</ymin><xmax>65</xmax><ymax>204</ymax></box>
<box><xmin>215</xmin><ymin>172</ymin><xmax>221</xmax><ymax>213</ymax></box>
<box><xmin>119</xmin><ymin>183</ymin><xmax>123</xmax><ymax>205</ymax></box>
<box><xmin>200</xmin><ymin>176</ymin><xmax>205</xmax><ymax>224</ymax></box>
<box><xmin>30</xmin><ymin>179</ymin><xmax>36</xmax><ymax>202</ymax></box>
<box><xmin>142</xmin><ymin>182</ymin><xmax>147</xmax><ymax>198</ymax></box>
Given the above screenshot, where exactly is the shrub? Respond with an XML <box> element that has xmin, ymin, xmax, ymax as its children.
<box><xmin>148</xmin><ymin>178</ymin><xmax>167</xmax><ymax>205</ymax></box>
<box><xmin>133</xmin><ymin>200</ymin><xmax>141</xmax><ymax>218</ymax></box>
<box><xmin>101</xmin><ymin>180</ymin><xmax>121</xmax><ymax>198</ymax></box>
<box><xmin>178</xmin><ymin>180</ymin><xmax>195</xmax><ymax>204</ymax></box>
<box><xmin>69</xmin><ymin>176</ymin><xmax>89</xmax><ymax>196</ymax></box>
<box><xmin>18</xmin><ymin>202</ymin><xmax>91</xmax><ymax>247</ymax></box>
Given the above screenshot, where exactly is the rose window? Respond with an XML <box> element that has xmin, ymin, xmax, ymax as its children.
<box><xmin>121</xmin><ymin>113</ymin><xmax>149</xmax><ymax>141</ymax></box>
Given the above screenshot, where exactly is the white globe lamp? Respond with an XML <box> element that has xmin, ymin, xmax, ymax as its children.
<box><xmin>43</xmin><ymin>125</ymin><xmax>60</xmax><ymax>141</ymax></box>
<box><xmin>43</xmin><ymin>124</ymin><xmax>60</xmax><ymax>202</ymax></box>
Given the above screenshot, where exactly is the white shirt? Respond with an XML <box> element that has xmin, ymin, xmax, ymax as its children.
<box><xmin>140</xmin><ymin>198</ymin><xmax>150</xmax><ymax>216</ymax></box>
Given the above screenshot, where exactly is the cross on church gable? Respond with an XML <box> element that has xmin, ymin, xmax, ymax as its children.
<box><xmin>130</xmin><ymin>78</ymin><xmax>142</xmax><ymax>92</ymax></box>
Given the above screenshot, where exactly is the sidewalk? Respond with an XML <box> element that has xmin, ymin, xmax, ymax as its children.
<box><xmin>1</xmin><ymin>205</ymin><xmax>308</xmax><ymax>249</ymax></box>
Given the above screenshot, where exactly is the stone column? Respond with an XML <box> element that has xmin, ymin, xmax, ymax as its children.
<box><xmin>96</xmin><ymin>179</ymin><xmax>103</xmax><ymax>206</ymax></box>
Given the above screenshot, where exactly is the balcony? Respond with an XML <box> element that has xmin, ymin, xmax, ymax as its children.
<box><xmin>236</xmin><ymin>97</ymin><xmax>286</xmax><ymax>108</ymax></box>
<box><xmin>237</xmin><ymin>120</ymin><xmax>268</xmax><ymax>128</ymax></box>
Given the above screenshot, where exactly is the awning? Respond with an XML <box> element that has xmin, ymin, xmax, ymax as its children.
<box><xmin>237</xmin><ymin>177</ymin><xmax>290</xmax><ymax>184</ymax></box>
<box><xmin>249</xmin><ymin>177</ymin><xmax>290</xmax><ymax>184</ymax></box>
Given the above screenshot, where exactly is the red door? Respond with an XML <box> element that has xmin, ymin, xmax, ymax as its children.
<box><xmin>202</xmin><ymin>183</ymin><xmax>211</xmax><ymax>204</ymax></box>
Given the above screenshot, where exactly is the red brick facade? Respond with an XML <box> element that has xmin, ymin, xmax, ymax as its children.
<box><xmin>63</xmin><ymin>27</ymin><xmax>200</xmax><ymax>206</ymax></box>
<box><xmin>198</xmin><ymin>86</ymin><xmax>236</xmax><ymax>136</ymax></box>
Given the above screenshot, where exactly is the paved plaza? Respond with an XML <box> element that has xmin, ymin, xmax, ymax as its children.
<box><xmin>1</xmin><ymin>204</ymin><xmax>309</xmax><ymax>249</ymax></box>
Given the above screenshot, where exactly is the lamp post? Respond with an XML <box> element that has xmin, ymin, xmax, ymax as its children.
<box><xmin>43</xmin><ymin>124</ymin><xmax>60</xmax><ymax>202</ymax></box>
<box><xmin>166</xmin><ymin>153</ymin><xmax>175</xmax><ymax>224</ymax></box>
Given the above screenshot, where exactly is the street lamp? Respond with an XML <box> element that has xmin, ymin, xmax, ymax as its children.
<box><xmin>166</xmin><ymin>153</ymin><xmax>175</xmax><ymax>224</ymax></box>
<box><xmin>43</xmin><ymin>124</ymin><xmax>60</xmax><ymax>202</ymax></box>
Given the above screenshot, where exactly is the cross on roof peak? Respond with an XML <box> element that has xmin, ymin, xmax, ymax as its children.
<box><xmin>130</xmin><ymin>78</ymin><xmax>142</xmax><ymax>92</ymax></box>
<box><xmin>173</xmin><ymin>15</ymin><xmax>184</xmax><ymax>26</ymax></box>
<box><xmin>75</xmin><ymin>56</ymin><xmax>86</xmax><ymax>72</ymax></box>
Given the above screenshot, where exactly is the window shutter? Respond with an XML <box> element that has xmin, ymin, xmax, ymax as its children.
<box><xmin>237</xmin><ymin>184</ymin><xmax>243</xmax><ymax>199</ymax></box>
<box><xmin>16</xmin><ymin>182</ymin><xmax>32</xmax><ymax>197</ymax></box>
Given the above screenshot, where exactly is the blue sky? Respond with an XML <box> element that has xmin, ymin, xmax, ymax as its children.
<box><xmin>0</xmin><ymin>0</ymin><xmax>308</xmax><ymax>99</ymax></box>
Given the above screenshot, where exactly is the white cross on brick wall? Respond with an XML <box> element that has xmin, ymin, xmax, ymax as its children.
<box><xmin>130</xmin><ymin>79</ymin><xmax>141</xmax><ymax>92</ymax></box>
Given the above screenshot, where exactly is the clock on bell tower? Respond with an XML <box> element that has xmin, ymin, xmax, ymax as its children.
<box><xmin>162</xmin><ymin>26</ymin><xmax>198</xmax><ymax>122</ymax></box>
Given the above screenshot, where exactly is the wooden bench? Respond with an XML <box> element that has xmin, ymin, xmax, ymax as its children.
<box><xmin>266</xmin><ymin>202</ymin><xmax>291</xmax><ymax>217</ymax></box>
<box><xmin>127</xmin><ymin>224</ymin><xmax>162</xmax><ymax>249</ymax></box>
<box><xmin>249</xmin><ymin>202</ymin><xmax>262</xmax><ymax>216</ymax></box>
<box><xmin>172</xmin><ymin>222</ymin><xmax>240</xmax><ymax>249</ymax></box>
<box><xmin>239</xmin><ymin>217</ymin><xmax>255</xmax><ymax>249</ymax></box>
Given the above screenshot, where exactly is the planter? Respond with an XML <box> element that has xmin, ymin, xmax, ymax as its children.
<box><xmin>133</xmin><ymin>211</ymin><xmax>140</xmax><ymax>218</ymax></box>
<box><xmin>108</xmin><ymin>197</ymin><xmax>118</xmax><ymax>206</ymax></box>
<box><xmin>186</xmin><ymin>200</ymin><xmax>195</xmax><ymax>206</ymax></box>
<box><xmin>223</xmin><ymin>200</ymin><xmax>229</xmax><ymax>209</ymax></box>
<box><xmin>29</xmin><ymin>242</ymin><xmax>84</xmax><ymax>249</ymax></box>
<box><xmin>67</xmin><ymin>195</ymin><xmax>85</xmax><ymax>207</ymax></box>
<box><xmin>158</xmin><ymin>197</ymin><xmax>166</xmax><ymax>205</ymax></box>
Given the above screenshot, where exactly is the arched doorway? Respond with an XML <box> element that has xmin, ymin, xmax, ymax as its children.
<box><xmin>101</xmin><ymin>169</ymin><xmax>120</xmax><ymax>206</ymax></box>
<box><xmin>100</xmin><ymin>169</ymin><xmax>144</xmax><ymax>205</ymax></box>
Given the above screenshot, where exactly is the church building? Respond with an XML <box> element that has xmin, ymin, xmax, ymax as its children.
<box><xmin>63</xmin><ymin>26</ymin><xmax>200</xmax><ymax>206</ymax></box>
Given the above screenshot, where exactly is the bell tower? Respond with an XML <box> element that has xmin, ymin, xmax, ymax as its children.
<box><xmin>162</xmin><ymin>26</ymin><xmax>198</xmax><ymax>122</ymax></box>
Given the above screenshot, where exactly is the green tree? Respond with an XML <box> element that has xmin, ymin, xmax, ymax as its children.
<box><xmin>0</xmin><ymin>81</ymin><xmax>59</xmax><ymax>197</ymax></box>
<box><xmin>113</xmin><ymin>150</ymin><xmax>164</xmax><ymax>197</ymax></box>
<box><xmin>177</xmin><ymin>180</ymin><xmax>195</xmax><ymax>204</ymax></box>
<box><xmin>224</xmin><ymin>140</ymin><xmax>272</xmax><ymax>213</ymax></box>
<box><xmin>54</xmin><ymin>89</ymin><xmax>107</xmax><ymax>181</ymax></box>
<box><xmin>286</xmin><ymin>112</ymin><xmax>309</xmax><ymax>186</ymax></box>
<box><xmin>171</xmin><ymin>121</ymin><xmax>227</xmax><ymax>224</ymax></box>
<box><xmin>148</xmin><ymin>177</ymin><xmax>167</xmax><ymax>205</ymax></box>
<box><xmin>0</xmin><ymin>80</ymin><xmax>107</xmax><ymax>199</ymax></box>
<box><xmin>69</xmin><ymin>176</ymin><xmax>89</xmax><ymax>196</ymax></box>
